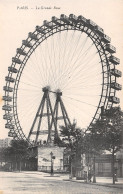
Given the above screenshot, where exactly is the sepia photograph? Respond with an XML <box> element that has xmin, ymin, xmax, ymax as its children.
<box><xmin>0</xmin><ymin>0</ymin><xmax>123</xmax><ymax>193</ymax></box>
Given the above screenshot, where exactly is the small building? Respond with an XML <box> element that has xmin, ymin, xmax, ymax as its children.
<box><xmin>37</xmin><ymin>145</ymin><xmax>65</xmax><ymax>173</ymax></box>
<box><xmin>33</xmin><ymin>145</ymin><xmax>123</xmax><ymax>178</ymax></box>
<box><xmin>95</xmin><ymin>154</ymin><xmax>112</xmax><ymax>177</ymax></box>
<box><xmin>63</xmin><ymin>150</ymin><xmax>123</xmax><ymax>178</ymax></box>
<box><xmin>95</xmin><ymin>153</ymin><xmax>123</xmax><ymax>178</ymax></box>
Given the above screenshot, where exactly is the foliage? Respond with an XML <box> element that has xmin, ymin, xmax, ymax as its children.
<box><xmin>84</xmin><ymin>128</ymin><xmax>103</xmax><ymax>154</ymax></box>
<box><xmin>93</xmin><ymin>106</ymin><xmax>123</xmax><ymax>184</ymax></box>
<box><xmin>0</xmin><ymin>139</ymin><xmax>30</xmax><ymax>164</ymax></box>
<box><xmin>0</xmin><ymin>139</ymin><xmax>38</xmax><ymax>171</ymax></box>
<box><xmin>9</xmin><ymin>139</ymin><xmax>29</xmax><ymax>160</ymax></box>
<box><xmin>60</xmin><ymin>123</ymin><xmax>85</xmax><ymax>174</ymax></box>
<box><xmin>84</xmin><ymin>106</ymin><xmax>123</xmax><ymax>155</ymax></box>
<box><xmin>83</xmin><ymin>124</ymin><xmax>105</xmax><ymax>183</ymax></box>
<box><xmin>0</xmin><ymin>147</ymin><xmax>6</xmax><ymax>162</ymax></box>
<box><xmin>59</xmin><ymin>107</ymin><xmax>123</xmax><ymax>183</ymax></box>
<box><xmin>60</xmin><ymin>124</ymin><xmax>84</xmax><ymax>153</ymax></box>
<box><xmin>97</xmin><ymin>106</ymin><xmax>123</xmax><ymax>153</ymax></box>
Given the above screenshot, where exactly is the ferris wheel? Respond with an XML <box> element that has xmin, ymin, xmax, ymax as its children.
<box><xmin>2</xmin><ymin>14</ymin><xmax>122</xmax><ymax>145</ymax></box>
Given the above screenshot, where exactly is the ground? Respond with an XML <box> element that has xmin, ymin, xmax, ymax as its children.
<box><xmin>0</xmin><ymin>171</ymin><xmax>122</xmax><ymax>194</ymax></box>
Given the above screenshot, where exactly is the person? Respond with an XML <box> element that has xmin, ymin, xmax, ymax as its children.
<box><xmin>114</xmin><ymin>169</ymin><xmax>118</xmax><ymax>182</ymax></box>
<box><xmin>84</xmin><ymin>171</ymin><xmax>87</xmax><ymax>182</ymax></box>
<box><xmin>88</xmin><ymin>170</ymin><xmax>92</xmax><ymax>182</ymax></box>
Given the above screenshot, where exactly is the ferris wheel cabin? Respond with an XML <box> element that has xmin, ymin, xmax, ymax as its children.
<box><xmin>2</xmin><ymin>96</ymin><xmax>12</xmax><ymax>102</ymax></box>
<box><xmin>78</xmin><ymin>15</ymin><xmax>87</xmax><ymax>23</ymax></box>
<box><xmin>110</xmin><ymin>82</ymin><xmax>122</xmax><ymax>90</ymax></box>
<box><xmin>2</xmin><ymin>105</ymin><xmax>12</xmax><ymax>111</ymax></box>
<box><xmin>16</xmin><ymin>48</ymin><xmax>27</xmax><ymax>56</ymax></box>
<box><xmin>3</xmin><ymin>86</ymin><xmax>13</xmax><ymax>92</ymax></box>
<box><xmin>8</xmin><ymin>66</ymin><xmax>18</xmax><ymax>73</ymax></box>
<box><xmin>28</xmin><ymin>32</ymin><xmax>38</xmax><ymax>40</ymax></box>
<box><xmin>87</xmin><ymin>19</ymin><xmax>96</xmax><ymax>28</ymax></box>
<box><xmin>94</xmin><ymin>25</ymin><xmax>104</xmax><ymax>36</ymax></box>
<box><xmin>12</xmin><ymin>57</ymin><xmax>22</xmax><ymax>64</ymax></box>
<box><xmin>60</xmin><ymin>14</ymin><xmax>70</xmax><ymax>24</ymax></box>
<box><xmin>43</xmin><ymin>20</ymin><xmax>53</xmax><ymax>29</ymax></box>
<box><xmin>69</xmin><ymin>14</ymin><xmax>78</xmax><ymax>23</ymax></box>
<box><xmin>8</xmin><ymin>131</ymin><xmax>16</xmax><ymax>137</ymax></box>
<box><xmin>52</xmin><ymin>16</ymin><xmax>61</xmax><ymax>25</ymax></box>
<box><xmin>109</xmin><ymin>96</ymin><xmax>120</xmax><ymax>104</ymax></box>
<box><xmin>3</xmin><ymin>114</ymin><xmax>13</xmax><ymax>120</ymax></box>
<box><xmin>110</xmin><ymin>69</ymin><xmax>122</xmax><ymax>77</ymax></box>
<box><xmin>109</xmin><ymin>56</ymin><xmax>120</xmax><ymax>65</ymax></box>
<box><xmin>22</xmin><ymin>40</ymin><xmax>32</xmax><ymax>48</ymax></box>
<box><xmin>102</xmin><ymin>34</ymin><xmax>111</xmax><ymax>43</ymax></box>
<box><xmin>5</xmin><ymin>123</ymin><xmax>14</xmax><ymax>129</ymax></box>
<box><xmin>36</xmin><ymin>26</ymin><xmax>46</xmax><ymax>34</ymax></box>
<box><xmin>5</xmin><ymin>76</ymin><xmax>15</xmax><ymax>83</ymax></box>
<box><xmin>105</xmin><ymin>44</ymin><xmax>116</xmax><ymax>53</ymax></box>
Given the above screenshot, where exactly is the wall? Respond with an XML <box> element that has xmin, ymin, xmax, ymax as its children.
<box><xmin>38</xmin><ymin>145</ymin><xmax>65</xmax><ymax>172</ymax></box>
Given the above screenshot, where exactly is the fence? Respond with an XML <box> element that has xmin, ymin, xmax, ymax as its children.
<box><xmin>38</xmin><ymin>165</ymin><xmax>66</xmax><ymax>173</ymax></box>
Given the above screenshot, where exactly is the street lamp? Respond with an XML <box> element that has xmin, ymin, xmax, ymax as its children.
<box><xmin>50</xmin><ymin>152</ymin><xmax>55</xmax><ymax>176</ymax></box>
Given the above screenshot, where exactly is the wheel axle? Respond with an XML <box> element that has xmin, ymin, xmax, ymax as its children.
<box><xmin>42</xmin><ymin>87</ymin><xmax>62</xmax><ymax>96</ymax></box>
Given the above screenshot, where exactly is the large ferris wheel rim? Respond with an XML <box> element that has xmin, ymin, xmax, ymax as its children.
<box><xmin>3</xmin><ymin>14</ymin><xmax>120</xmax><ymax>141</ymax></box>
<box><xmin>12</xmin><ymin>22</ymin><xmax>112</xmax><ymax>132</ymax></box>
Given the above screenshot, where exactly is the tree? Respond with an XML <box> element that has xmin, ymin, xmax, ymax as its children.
<box><xmin>7</xmin><ymin>139</ymin><xmax>29</xmax><ymax>171</ymax></box>
<box><xmin>60</xmin><ymin>124</ymin><xmax>83</xmax><ymax>146</ymax></box>
<box><xmin>98</xmin><ymin>106</ymin><xmax>123</xmax><ymax>184</ymax></box>
<box><xmin>60</xmin><ymin>124</ymin><xmax>84</xmax><ymax>177</ymax></box>
<box><xmin>84</xmin><ymin>124</ymin><xmax>104</xmax><ymax>183</ymax></box>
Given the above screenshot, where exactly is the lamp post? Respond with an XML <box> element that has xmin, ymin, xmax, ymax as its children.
<box><xmin>50</xmin><ymin>152</ymin><xmax>55</xmax><ymax>175</ymax></box>
<box><xmin>93</xmin><ymin>153</ymin><xmax>96</xmax><ymax>183</ymax></box>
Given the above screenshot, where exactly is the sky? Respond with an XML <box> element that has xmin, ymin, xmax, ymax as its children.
<box><xmin>0</xmin><ymin>0</ymin><xmax>123</xmax><ymax>139</ymax></box>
